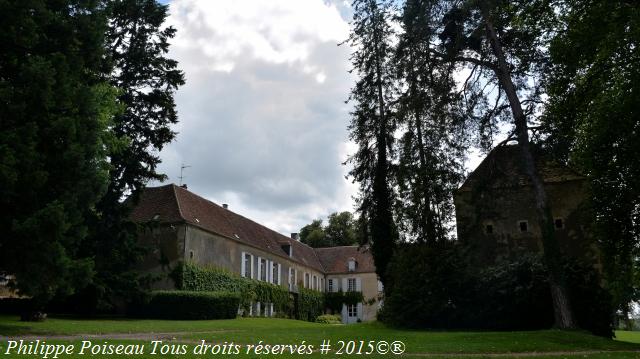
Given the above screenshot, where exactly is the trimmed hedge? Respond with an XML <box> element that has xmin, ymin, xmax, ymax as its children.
<box><xmin>138</xmin><ymin>291</ymin><xmax>240</xmax><ymax>320</ymax></box>
<box><xmin>172</xmin><ymin>262</ymin><xmax>291</xmax><ymax>314</ymax></box>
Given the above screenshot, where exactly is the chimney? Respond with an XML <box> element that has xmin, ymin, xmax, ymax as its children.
<box><xmin>291</xmin><ymin>233</ymin><xmax>299</xmax><ymax>241</ymax></box>
<box><xmin>222</xmin><ymin>204</ymin><xmax>228</xmax><ymax>209</ymax></box>
<box><xmin>181</xmin><ymin>184</ymin><xmax>188</xmax><ymax>189</ymax></box>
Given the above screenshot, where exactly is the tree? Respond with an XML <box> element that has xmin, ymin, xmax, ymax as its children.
<box><xmin>436</xmin><ymin>0</ymin><xmax>576</xmax><ymax>328</ymax></box>
<box><xmin>299</xmin><ymin>213</ymin><xmax>359</xmax><ymax>248</ymax></box>
<box><xmin>394</xmin><ymin>0</ymin><xmax>467</xmax><ymax>243</ymax></box>
<box><xmin>0</xmin><ymin>0</ymin><xmax>117</xmax><ymax>316</ymax></box>
<box><xmin>79</xmin><ymin>0</ymin><xmax>185</xmax><ymax>310</ymax></box>
<box><xmin>346</xmin><ymin>0</ymin><xmax>399</xmax><ymax>287</ymax></box>
<box><xmin>325</xmin><ymin>212</ymin><xmax>358</xmax><ymax>246</ymax></box>
<box><xmin>542</xmin><ymin>0</ymin><xmax>640</xmax><ymax>328</ymax></box>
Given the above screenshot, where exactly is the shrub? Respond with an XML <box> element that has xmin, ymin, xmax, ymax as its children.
<box><xmin>297</xmin><ymin>287</ymin><xmax>324</xmax><ymax>322</ymax></box>
<box><xmin>137</xmin><ymin>291</ymin><xmax>240</xmax><ymax>320</ymax></box>
<box><xmin>316</xmin><ymin>314</ymin><xmax>342</xmax><ymax>324</ymax></box>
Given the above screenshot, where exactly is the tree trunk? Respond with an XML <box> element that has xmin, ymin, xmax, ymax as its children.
<box><xmin>482</xmin><ymin>9</ymin><xmax>577</xmax><ymax>329</ymax></box>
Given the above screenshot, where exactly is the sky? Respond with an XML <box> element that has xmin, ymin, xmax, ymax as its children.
<box><xmin>153</xmin><ymin>0</ymin><xmax>358</xmax><ymax>234</ymax></box>
<box><xmin>153</xmin><ymin>0</ymin><xmax>484</xmax><ymax>236</ymax></box>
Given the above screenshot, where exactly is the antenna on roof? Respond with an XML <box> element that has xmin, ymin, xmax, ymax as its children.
<box><xmin>179</xmin><ymin>163</ymin><xmax>191</xmax><ymax>186</ymax></box>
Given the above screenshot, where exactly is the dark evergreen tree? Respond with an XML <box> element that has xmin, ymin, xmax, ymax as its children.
<box><xmin>345</xmin><ymin>0</ymin><xmax>398</xmax><ymax>286</ymax></box>
<box><xmin>543</xmin><ymin>0</ymin><xmax>640</xmax><ymax>329</ymax></box>
<box><xmin>0</xmin><ymin>0</ymin><xmax>117</xmax><ymax>316</ymax></box>
<box><xmin>394</xmin><ymin>0</ymin><xmax>466</xmax><ymax>243</ymax></box>
<box><xmin>80</xmin><ymin>0</ymin><xmax>185</xmax><ymax>310</ymax></box>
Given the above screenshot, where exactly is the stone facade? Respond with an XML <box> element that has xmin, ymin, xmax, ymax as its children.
<box><xmin>132</xmin><ymin>184</ymin><xmax>381</xmax><ymax>322</ymax></box>
<box><xmin>454</xmin><ymin>145</ymin><xmax>598</xmax><ymax>264</ymax></box>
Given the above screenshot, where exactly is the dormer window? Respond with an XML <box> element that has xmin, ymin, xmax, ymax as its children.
<box><xmin>348</xmin><ymin>258</ymin><xmax>357</xmax><ymax>272</ymax></box>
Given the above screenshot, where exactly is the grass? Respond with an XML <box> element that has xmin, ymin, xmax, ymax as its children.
<box><xmin>1</xmin><ymin>315</ymin><xmax>639</xmax><ymax>358</ymax></box>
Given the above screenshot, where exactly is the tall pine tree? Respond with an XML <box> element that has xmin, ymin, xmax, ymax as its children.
<box><xmin>346</xmin><ymin>0</ymin><xmax>398</xmax><ymax>287</ymax></box>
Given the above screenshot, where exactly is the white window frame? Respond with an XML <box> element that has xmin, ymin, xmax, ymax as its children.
<box><xmin>328</xmin><ymin>279</ymin><xmax>334</xmax><ymax>292</ymax></box>
<box><xmin>347</xmin><ymin>304</ymin><xmax>357</xmax><ymax>318</ymax></box>
<box><xmin>348</xmin><ymin>278</ymin><xmax>356</xmax><ymax>292</ymax></box>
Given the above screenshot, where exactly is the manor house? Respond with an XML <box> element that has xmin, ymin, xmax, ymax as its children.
<box><xmin>131</xmin><ymin>184</ymin><xmax>382</xmax><ymax>323</ymax></box>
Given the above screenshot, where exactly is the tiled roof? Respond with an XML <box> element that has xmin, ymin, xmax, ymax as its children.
<box><xmin>130</xmin><ymin>184</ymin><xmax>325</xmax><ymax>272</ymax></box>
<box><xmin>457</xmin><ymin>144</ymin><xmax>585</xmax><ymax>192</ymax></box>
<box><xmin>314</xmin><ymin>246</ymin><xmax>376</xmax><ymax>274</ymax></box>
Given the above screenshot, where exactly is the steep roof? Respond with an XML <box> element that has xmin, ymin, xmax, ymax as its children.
<box><xmin>130</xmin><ymin>184</ymin><xmax>325</xmax><ymax>272</ymax></box>
<box><xmin>314</xmin><ymin>246</ymin><xmax>376</xmax><ymax>274</ymax></box>
<box><xmin>457</xmin><ymin>144</ymin><xmax>585</xmax><ymax>192</ymax></box>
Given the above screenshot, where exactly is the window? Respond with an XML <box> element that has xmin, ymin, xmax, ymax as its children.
<box><xmin>260</xmin><ymin>258</ymin><xmax>267</xmax><ymax>281</ymax></box>
<box><xmin>272</xmin><ymin>262</ymin><xmax>278</xmax><ymax>284</ymax></box>
<box><xmin>347</xmin><ymin>304</ymin><xmax>357</xmax><ymax>318</ymax></box>
<box><xmin>243</xmin><ymin>253</ymin><xmax>252</xmax><ymax>278</ymax></box>
<box><xmin>189</xmin><ymin>250</ymin><xmax>194</xmax><ymax>260</ymax></box>
<box><xmin>348</xmin><ymin>278</ymin><xmax>356</xmax><ymax>292</ymax></box>
<box><xmin>348</xmin><ymin>258</ymin><xmax>356</xmax><ymax>272</ymax></box>
<box><xmin>328</xmin><ymin>279</ymin><xmax>334</xmax><ymax>292</ymax></box>
<box><xmin>518</xmin><ymin>220</ymin><xmax>528</xmax><ymax>232</ymax></box>
<box><xmin>304</xmin><ymin>273</ymin><xmax>310</xmax><ymax>288</ymax></box>
<box><xmin>485</xmin><ymin>224</ymin><xmax>494</xmax><ymax>234</ymax></box>
<box><xmin>288</xmin><ymin>267</ymin><xmax>294</xmax><ymax>290</ymax></box>
<box><xmin>377</xmin><ymin>280</ymin><xmax>383</xmax><ymax>292</ymax></box>
<box><xmin>312</xmin><ymin>275</ymin><xmax>317</xmax><ymax>290</ymax></box>
<box><xmin>554</xmin><ymin>218</ymin><xmax>564</xmax><ymax>229</ymax></box>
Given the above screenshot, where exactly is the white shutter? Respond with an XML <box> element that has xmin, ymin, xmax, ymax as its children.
<box><xmin>356</xmin><ymin>277</ymin><xmax>362</xmax><ymax>292</ymax></box>
<box><xmin>277</xmin><ymin>263</ymin><xmax>281</xmax><ymax>285</ymax></box>
<box><xmin>250</xmin><ymin>254</ymin><xmax>254</xmax><ymax>279</ymax></box>
<box><xmin>257</xmin><ymin>257</ymin><xmax>262</xmax><ymax>281</ymax></box>
<box><xmin>241</xmin><ymin>252</ymin><xmax>246</xmax><ymax>277</ymax></box>
<box><xmin>357</xmin><ymin>303</ymin><xmax>363</xmax><ymax>320</ymax></box>
<box><xmin>342</xmin><ymin>278</ymin><xmax>348</xmax><ymax>292</ymax></box>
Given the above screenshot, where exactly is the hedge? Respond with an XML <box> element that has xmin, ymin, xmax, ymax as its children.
<box><xmin>137</xmin><ymin>291</ymin><xmax>240</xmax><ymax>320</ymax></box>
<box><xmin>172</xmin><ymin>262</ymin><xmax>291</xmax><ymax>314</ymax></box>
<box><xmin>297</xmin><ymin>287</ymin><xmax>324</xmax><ymax>322</ymax></box>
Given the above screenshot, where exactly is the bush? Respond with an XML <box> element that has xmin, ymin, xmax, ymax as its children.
<box><xmin>381</xmin><ymin>243</ymin><xmax>612</xmax><ymax>336</ymax></box>
<box><xmin>297</xmin><ymin>287</ymin><xmax>324</xmax><ymax>322</ymax></box>
<box><xmin>136</xmin><ymin>291</ymin><xmax>240</xmax><ymax>320</ymax></box>
<box><xmin>172</xmin><ymin>262</ymin><xmax>291</xmax><ymax>314</ymax></box>
<box><xmin>316</xmin><ymin>314</ymin><xmax>342</xmax><ymax>324</ymax></box>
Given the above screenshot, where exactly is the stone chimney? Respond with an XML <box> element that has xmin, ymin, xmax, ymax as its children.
<box><xmin>291</xmin><ymin>233</ymin><xmax>299</xmax><ymax>241</ymax></box>
<box><xmin>181</xmin><ymin>184</ymin><xmax>188</xmax><ymax>189</ymax></box>
<box><xmin>222</xmin><ymin>204</ymin><xmax>228</xmax><ymax>209</ymax></box>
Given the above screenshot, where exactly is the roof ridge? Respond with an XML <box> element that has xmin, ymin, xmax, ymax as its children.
<box><xmin>171</xmin><ymin>184</ymin><xmax>186</xmax><ymax>220</ymax></box>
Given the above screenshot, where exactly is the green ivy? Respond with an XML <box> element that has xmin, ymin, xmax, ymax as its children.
<box><xmin>171</xmin><ymin>262</ymin><xmax>291</xmax><ymax>314</ymax></box>
<box><xmin>297</xmin><ymin>287</ymin><xmax>324</xmax><ymax>322</ymax></box>
<box><xmin>325</xmin><ymin>291</ymin><xmax>364</xmax><ymax>312</ymax></box>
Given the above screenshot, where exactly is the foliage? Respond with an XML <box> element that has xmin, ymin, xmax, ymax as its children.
<box><xmin>171</xmin><ymin>262</ymin><xmax>290</xmax><ymax>313</ymax></box>
<box><xmin>324</xmin><ymin>291</ymin><xmax>364</xmax><ymax>313</ymax></box>
<box><xmin>81</xmin><ymin>0</ymin><xmax>185</xmax><ymax>312</ymax></box>
<box><xmin>296</xmin><ymin>287</ymin><xmax>324</xmax><ymax>322</ymax></box>
<box><xmin>315</xmin><ymin>314</ymin><xmax>342</xmax><ymax>324</ymax></box>
<box><xmin>381</xmin><ymin>243</ymin><xmax>612</xmax><ymax>336</ymax></box>
<box><xmin>393</xmin><ymin>0</ymin><xmax>467</xmax><ymax>244</ymax></box>
<box><xmin>345</xmin><ymin>0</ymin><xmax>399</xmax><ymax>287</ymax></box>
<box><xmin>299</xmin><ymin>212</ymin><xmax>360</xmax><ymax>248</ymax></box>
<box><xmin>134</xmin><ymin>290</ymin><xmax>240</xmax><ymax>320</ymax></box>
<box><xmin>542</xmin><ymin>0</ymin><xmax>640</xmax><ymax>326</ymax></box>
<box><xmin>0</xmin><ymin>0</ymin><xmax>118</xmax><ymax>310</ymax></box>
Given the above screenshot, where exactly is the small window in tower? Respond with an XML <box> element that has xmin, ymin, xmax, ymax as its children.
<box><xmin>519</xmin><ymin>220</ymin><xmax>529</xmax><ymax>233</ymax></box>
<box><xmin>485</xmin><ymin>224</ymin><xmax>494</xmax><ymax>234</ymax></box>
<box><xmin>554</xmin><ymin>218</ymin><xmax>564</xmax><ymax>229</ymax></box>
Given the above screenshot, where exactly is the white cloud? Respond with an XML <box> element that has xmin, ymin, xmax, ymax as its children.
<box><xmin>155</xmin><ymin>0</ymin><xmax>357</xmax><ymax>234</ymax></box>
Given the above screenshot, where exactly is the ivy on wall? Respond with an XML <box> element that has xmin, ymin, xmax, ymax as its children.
<box><xmin>297</xmin><ymin>287</ymin><xmax>324</xmax><ymax>322</ymax></box>
<box><xmin>324</xmin><ymin>291</ymin><xmax>364</xmax><ymax>313</ymax></box>
<box><xmin>172</xmin><ymin>262</ymin><xmax>292</xmax><ymax>314</ymax></box>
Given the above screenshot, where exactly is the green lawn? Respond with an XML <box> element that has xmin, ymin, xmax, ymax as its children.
<box><xmin>1</xmin><ymin>315</ymin><xmax>639</xmax><ymax>358</ymax></box>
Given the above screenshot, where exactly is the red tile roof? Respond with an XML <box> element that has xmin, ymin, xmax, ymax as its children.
<box><xmin>457</xmin><ymin>144</ymin><xmax>585</xmax><ymax>192</ymax></box>
<box><xmin>314</xmin><ymin>246</ymin><xmax>376</xmax><ymax>274</ymax></box>
<box><xmin>130</xmin><ymin>184</ymin><xmax>325</xmax><ymax>272</ymax></box>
